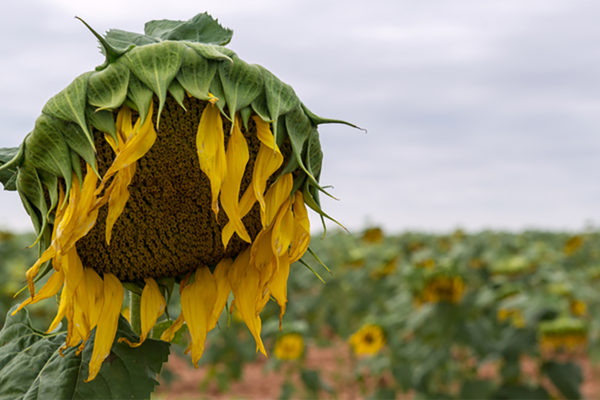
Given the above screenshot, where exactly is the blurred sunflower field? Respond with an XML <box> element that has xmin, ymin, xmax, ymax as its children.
<box><xmin>1</xmin><ymin>227</ymin><xmax>599</xmax><ymax>399</ymax></box>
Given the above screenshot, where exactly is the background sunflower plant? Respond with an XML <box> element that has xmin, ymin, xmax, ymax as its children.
<box><xmin>0</xmin><ymin>12</ymin><xmax>352</xmax><ymax>399</ymax></box>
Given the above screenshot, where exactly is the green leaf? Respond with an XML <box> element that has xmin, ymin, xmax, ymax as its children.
<box><xmin>0</xmin><ymin>146</ymin><xmax>21</xmax><ymax>191</ymax></box>
<box><xmin>105</xmin><ymin>29</ymin><xmax>157</xmax><ymax>53</ymax></box>
<box><xmin>306</xmin><ymin>128</ymin><xmax>323</xmax><ymax>181</ymax></box>
<box><xmin>176</xmin><ymin>46</ymin><xmax>218</xmax><ymax>101</ymax></box>
<box><xmin>123</xmin><ymin>41</ymin><xmax>185</xmax><ymax>125</ymax></box>
<box><xmin>168</xmin><ymin>79</ymin><xmax>186</xmax><ymax>110</ymax></box>
<box><xmin>37</xmin><ymin>170</ymin><xmax>58</xmax><ymax>216</ymax></box>
<box><xmin>218</xmin><ymin>56</ymin><xmax>263</xmax><ymax>124</ymax></box>
<box><xmin>542</xmin><ymin>361</ymin><xmax>582</xmax><ymax>400</ymax></box>
<box><xmin>126</xmin><ymin>75</ymin><xmax>154</xmax><ymax>125</ymax></box>
<box><xmin>144</xmin><ymin>12</ymin><xmax>233</xmax><ymax>45</ymax></box>
<box><xmin>186</xmin><ymin>42</ymin><xmax>233</xmax><ymax>62</ymax></box>
<box><xmin>16</xmin><ymin>164</ymin><xmax>47</xmax><ymax>236</ymax></box>
<box><xmin>259</xmin><ymin>66</ymin><xmax>299</xmax><ymax>140</ymax></box>
<box><xmin>87</xmin><ymin>63</ymin><xmax>130</xmax><ymax>111</ymax></box>
<box><xmin>86</xmin><ymin>107</ymin><xmax>117</xmax><ymax>145</ymax></box>
<box><xmin>0</xmin><ymin>307</ymin><xmax>170</xmax><ymax>400</ymax></box>
<box><xmin>42</xmin><ymin>72</ymin><xmax>94</xmax><ymax>150</ymax></box>
<box><xmin>26</xmin><ymin>115</ymin><xmax>73</xmax><ymax>192</ymax></box>
<box><xmin>285</xmin><ymin>106</ymin><xmax>314</xmax><ymax>181</ymax></box>
<box><xmin>460</xmin><ymin>380</ymin><xmax>495</xmax><ymax>399</ymax></box>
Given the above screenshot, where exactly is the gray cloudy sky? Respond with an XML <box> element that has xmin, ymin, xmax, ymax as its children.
<box><xmin>1</xmin><ymin>0</ymin><xmax>599</xmax><ymax>232</ymax></box>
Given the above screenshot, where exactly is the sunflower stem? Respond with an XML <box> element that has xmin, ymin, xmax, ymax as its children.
<box><xmin>130</xmin><ymin>291</ymin><xmax>142</xmax><ymax>335</ymax></box>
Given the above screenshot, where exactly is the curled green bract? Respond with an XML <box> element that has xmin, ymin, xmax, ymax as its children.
<box><xmin>0</xmin><ymin>12</ymin><xmax>356</xmax><ymax>251</ymax></box>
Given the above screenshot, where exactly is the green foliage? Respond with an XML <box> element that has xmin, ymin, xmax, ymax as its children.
<box><xmin>0</xmin><ymin>307</ymin><xmax>169</xmax><ymax>400</ymax></box>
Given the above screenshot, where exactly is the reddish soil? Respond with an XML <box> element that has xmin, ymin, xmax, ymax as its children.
<box><xmin>155</xmin><ymin>345</ymin><xmax>600</xmax><ymax>399</ymax></box>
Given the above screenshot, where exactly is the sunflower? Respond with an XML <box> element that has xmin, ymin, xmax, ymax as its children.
<box><xmin>0</xmin><ymin>13</ymin><xmax>353</xmax><ymax>382</ymax></box>
<box><xmin>348</xmin><ymin>324</ymin><xmax>385</xmax><ymax>356</ymax></box>
<box><xmin>273</xmin><ymin>333</ymin><xmax>304</xmax><ymax>361</ymax></box>
<box><xmin>539</xmin><ymin>317</ymin><xmax>588</xmax><ymax>353</ymax></box>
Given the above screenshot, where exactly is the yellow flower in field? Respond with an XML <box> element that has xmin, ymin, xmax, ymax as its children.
<box><xmin>570</xmin><ymin>299</ymin><xmax>587</xmax><ymax>317</ymax></box>
<box><xmin>417</xmin><ymin>275</ymin><xmax>465</xmax><ymax>304</ymax></box>
<box><xmin>564</xmin><ymin>235</ymin><xmax>584</xmax><ymax>255</ymax></box>
<box><xmin>349</xmin><ymin>324</ymin><xmax>385</xmax><ymax>356</ymax></box>
<box><xmin>497</xmin><ymin>308</ymin><xmax>525</xmax><ymax>328</ymax></box>
<box><xmin>361</xmin><ymin>227</ymin><xmax>383</xmax><ymax>243</ymax></box>
<box><xmin>274</xmin><ymin>333</ymin><xmax>304</xmax><ymax>360</ymax></box>
<box><xmin>0</xmin><ymin>14</ymin><xmax>354</xmax><ymax>382</ymax></box>
<box><xmin>539</xmin><ymin>317</ymin><xmax>587</xmax><ymax>353</ymax></box>
<box><xmin>370</xmin><ymin>256</ymin><xmax>398</xmax><ymax>279</ymax></box>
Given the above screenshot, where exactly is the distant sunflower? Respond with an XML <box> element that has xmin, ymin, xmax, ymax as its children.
<box><xmin>0</xmin><ymin>13</ymin><xmax>353</xmax><ymax>382</ymax></box>
<box><xmin>349</xmin><ymin>324</ymin><xmax>385</xmax><ymax>356</ymax></box>
<box><xmin>273</xmin><ymin>333</ymin><xmax>304</xmax><ymax>360</ymax></box>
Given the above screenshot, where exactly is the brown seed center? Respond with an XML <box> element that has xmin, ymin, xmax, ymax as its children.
<box><xmin>76</xmin><ymin>96</ymin><xmax>263</xmax><ymax>281</ymax></box>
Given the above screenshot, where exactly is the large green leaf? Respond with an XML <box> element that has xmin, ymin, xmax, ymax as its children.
<box><xmin>87</xmin><ymin>63</ymin><xmax>130</xmax><ymax>111</ymax></box>
<box><xmin>104</xmin><ymin>29</ymin><xmax>158</xmax><ymax>53</ymax></box>
<box><xmin>123</xmin><ymin>42</ymin><xmax>184</xmax><ymax>125</ymax></box>
<box><xmin>42</xmin><ymin>72</ymin><xmax>94</xmax><ymax>150</ymax></box>
<box><xmin>0</xmin><ymin>307</ymin><xmax>170</xmax><ymax>400</ymax></box>
<box><xmin>259</xmin><ymin>66</ymin><xmax>299</xmax><ymax>140</ymax></box>
<box><xmin>16</xmin><ymin>164</ymin><xmax>47</xmax><ymax>236</ymax></box>
<box><xmin>144</xmin><ymin>12</ymin><xmax>233</xmax><ymax>45</ymax></box>
<box><xmin>126</xmin><ymin>75</ymin><xmax>154</xmax><ymax>125</ymax></box>
<box><xmin>542</xmin><ymin>361</ymin><xmax>582</xmax><ymax>400</ymax></box>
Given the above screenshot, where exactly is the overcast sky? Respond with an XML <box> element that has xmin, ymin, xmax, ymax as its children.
<box><xmin>1</xmin><ymin>0</ymin><xmax>599</xmax><ymax>233</ymax></box>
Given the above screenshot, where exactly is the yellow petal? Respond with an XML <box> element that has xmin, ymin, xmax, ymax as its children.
<box><xmin>103</xmin><ymin>103</ymin><xmax>156</xmax><ymax>182</ymax></box>
<box><xmin>249</xmin><ymin>116</ymin><xmax>283</xmax><ymax>218</ymax></box>
<box><xmin>228</xmin><ymin>249</ymin><xmax>267</xmax><ymax>356</ymax></box>
<box><xmin>209</xmin><ymin>259</ymin><xmax>232</xmax><ymax>330</ymax></box>
<box><xmin>196</xmin><ymin>103</ymin><xmax>227</xmax><ymax>217</ymax></box>
<box><xmin>262</xmin><ymin>174</ymin><xmax>293</xmax><ymax>227</ymax></box>
<box><xmin>289</xmin><ymin>192</ymin><xmax>311</xmax><ymax>263</ymax></box>
<box><xmin>160</xmin><ymin>313</ymin><xmax>185</xmax><ymax>342</ymax></box>
<box><xmin>83</xmin><ymin>268</ymin><xmax>104</xmax><ymax>329</ymax></box>
<box><xmin>120</xmin><ymin>278</ymin><xmax>165</xmax><ymax>347</ymax></box>
<box><xmin>181</xmin><ymin>267</ymin><xmax>217</xmax><ymax>367</ymax></box>
<box><xmin>221</xmin><ymin>119</ymin><xmax>250</xmax><ymax>247</ymax></box>
<box><xmin>86</xmin><ymin>273</ymin><xmax>124</xmax><ymax>382</ymax></box>
<box><xmin>269</xmin><ymin>253</ymin><xmax>291</xmax><ymax>327</ymax></box>
<box><xmin>105</xmin><ymin>163</ymin><xmax>136</xmax><ymax>244</ymax></box>
<box><xmin>13</xmin><ymin>269</ymin><xmax>64</xmax><ymax>315</ymax></box>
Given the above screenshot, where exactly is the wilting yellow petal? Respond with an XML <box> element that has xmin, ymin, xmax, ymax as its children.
<box><xmin>228</xmin><ymin>249</ymin><xmax>267</xmax><ymax>356</ymax></box>
<box><xmin>83</xmin><ymin>268</ymin><xmax>104</xmax><ymax>329</ymax></box>
<box><xmin>120</xmin><ymin>278</ymin><xmax>165</xmax><ymax>348</ymax></box>
<box><xmin>251</xmin><ymin>227</ymin><xmax>278</xmax><ymax>295</ymax></box>
<box><xmin>160</xmin><ymin>313</ymin><xmax>185</xmax><ymax>342</ymax></box>
<box><xmin>116</xmin><ymin>106</ymin><xmax>134</xmax><ymax>143</ymax></box>
<box><xmin>272</xmin><ymin>200</ymin><xmax>294</xmax><ymax>258</ymax></box>
<box><xmin>103</xmin><ymin>103</ymin><xmax>157</xmax><ymax>182</ymax></box>
<box><xmin>289</xmin><ymin>192</ymin><xmax>310</xmax><ymax>263</ymax></box>
<box><xmin>25</xmin><ymin>248</ymin><xmax>55</xmax><ymax>298</ymax></box>
<box><xmin>248</xmin><ymin>116</ymin><xmax>283</xmax><ymax>217</ymax></box>
<box><xmin>262</xmin><ymin>174</ymin><xmax>293</xmax><ymax>227</ymax></box>
<box><xmin>221</xmin><ymin>119</ymin><xmax>250</xmax><ymax>247</ymax></box>
<box><xmin>269</xmin><ymin>253</ymin><xmax>291</xmax><ymax>327</ymax></box>
<box><xmin>196</xmin><ymin>103</ymin><xmax>227</xmax><ymax>217</ymax></box>
<box><xmin>105</xmin><ymin>163</ymin><xmax>136</xmax><ymax>244</ymax></box>
<box><xmin>209</xmin><ymin>259</ymin><xmax>232</xmax><ymax>330</ymax></box>
<box><xmin>181</xmin><ymin>267</ymin><xmax>217</xmax><ymax>367</ymax></box>
<box><xmin>13</xmin><ymin>269</ymin><xmax>64</xmax><ymax>315</ymax></box>
<box><xmin>86</xmin><ymin>273</ymin><xmax>124</xmax><ymax>382</ymax></box>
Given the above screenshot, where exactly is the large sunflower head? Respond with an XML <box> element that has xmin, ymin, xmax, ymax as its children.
<box><xmin>0</xmin><ymin>13</ymin><xmax>353</xmax><ymax>382</ymax></box>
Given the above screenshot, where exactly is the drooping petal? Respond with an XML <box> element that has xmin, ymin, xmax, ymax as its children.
<box><xmin>83</xmin><ymin>268</ymin><xmax>104</xmax><ymax>329</ymax></box>
<box><xmin>104</xmin><ymin>163</ymin><xmax>136</xmax><ymax>244</ymax></box>
<box><xmin>13</xmin><ymin>269</ymin><xmax>64</xmax><ymax>315</ymax></box>
<box><xmin>247</xmin><ymin>116</ymin><xmax>283</xmax><ymax>218</ymax></box>
<box><xmin>196</xmin><ymin>103</ymin><xmax>227</xmax><ymax>217</ymax></box>
<box><xmin>220</xmin><ymin>118</ymin><xmax>250</xmax><ymax>247</ymax></box>
<box><xmin>160</xmin><ymin>313</ymin><xmax>185</xmax><ymax>342</ymax></box>
<box><xmin>86</xmin><ymin>273</ymin><xmax>124</xmax><ymax>382</ymax></box>
<box><xmin>262</xmin><ymin>174</ymin><xmax>293</xmax><ymax>228</ymax></box>
<box><xmin>120</xmin><ymin>278</ymin><xmax>166</xmax><ymax>347</ymax></box>
<box><xmin>269</xmin><ymin>253</ymin><xmax>291</xmax><ymax>327</ymax></box>
<box><xmin>209</xmin><ymin>259</ymin><xmax>232</xmax><ymax>330</ymax></box>
<box><xmin>103</xmin><ymin>103</ymin><xmax>157</xmax><ymax>182</ymax></box>
<box><xmin>181</xmin><ymin>267</ymin><xmax>217</xmax><ymax>367</ymax></box>
<box><xmin>289</xmin><ymin>192</ymin><xmax>310</xmax><ymax>263</ymax></box>
<box><xmin>228</xmin><ymin>249</ymin><xmax>267</xmax><ymax>356</ymax></box>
